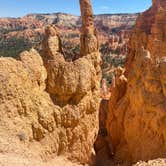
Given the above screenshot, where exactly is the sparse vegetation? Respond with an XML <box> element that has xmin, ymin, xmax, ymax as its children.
<box><xmin>17</xmin><ymin>132</ymin><xmax>26</xmax><ymax>141</ymax></box>
<box><xmin>0</xmin><ymin>35</ymin><xmax>42</xmax><ymax>58</ymax></box>
<box><xmin>100</xmin><ymin>42</ymin><xmax>126</xmax><ymax>82</ymax></box>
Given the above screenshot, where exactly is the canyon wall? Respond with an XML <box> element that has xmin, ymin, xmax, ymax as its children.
<box><xmin>107</xmin><ymin>0</ymin><xmax>166</xmax><ymax>164</ymax></box>
<box><xmin>0</xmin><ymin>0</ymin><xmax>101</xmax><ymax>165</ymax></box>
<box><xmin>0</xmin><ymin>12</ymin><xmax>138</xmax><ymax>58</ymax></box>
<box><xmin>0</xmin><ymin>13</ymin><xmax>138</xmax><ymax>31</ymax></box>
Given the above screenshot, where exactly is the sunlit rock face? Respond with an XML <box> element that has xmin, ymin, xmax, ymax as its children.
<box><xmin>0</xmin><ymin>0</ymin><xmax>101</xmax><ymax>165</ymax></box>
<box><xmin>107</xmin><ymin>0</ymin><xmax>166</xmax><ymax>164</ymax></box>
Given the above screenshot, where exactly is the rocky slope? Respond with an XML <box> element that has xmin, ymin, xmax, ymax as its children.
<box><xmin>107</xmin><ymin>0</ymin><xmax>166</xmax><ymax>164</ymax></box>
<box><xmin>0</xmin><ymin>0</ymin><xmax>101</xmax><ymax>165</ymax></box>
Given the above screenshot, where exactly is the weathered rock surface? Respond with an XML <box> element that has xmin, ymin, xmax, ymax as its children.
<box><xmin>134</xmin><ymin>158</ymin><xmax>166</xmax><ymax>166</ymax></box>
<box><xmin>0</xmin><ymin>0</ymin><xmax>101</xmax><ymax>165</ymax></box>
<box><xmin>107</xmin><ymin>0</ymin><xmax>166</xmax><ymax>164</ymax></box>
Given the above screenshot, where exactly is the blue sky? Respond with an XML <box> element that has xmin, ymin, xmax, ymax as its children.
<box><xmin>0</xmin><ymin>0</ymin><xmax>152</xmax><ymax>18</ymax></box>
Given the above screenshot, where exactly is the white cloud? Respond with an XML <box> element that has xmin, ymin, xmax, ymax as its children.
<box><xmin>100</xmin><ymin>6</ymin><xmax>110</xmax><ymax>10</ymax></box>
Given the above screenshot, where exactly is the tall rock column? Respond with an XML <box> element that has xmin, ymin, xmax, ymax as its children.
<box><xmin>0</xmin><ymin>0</ymin><xmax>101</xmax><ymax>165</ymax></box>
<box><xmin>80</xmin><ymin>0</ymin><xmax>99</xmax><ymax>56</ymax></box>
<box><xmin>40</xmin><ymin>0</ymin><xmax>101</xmax><ymax>164</ymax></box>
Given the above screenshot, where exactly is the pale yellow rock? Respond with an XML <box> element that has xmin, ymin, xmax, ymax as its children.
<box><xmin>0</xmin><ymin>0</ymin><xmax>101</xmax><ymax>165</ymax></box>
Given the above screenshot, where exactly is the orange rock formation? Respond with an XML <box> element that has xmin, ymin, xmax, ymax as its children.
<box><xmin>107</xmin><ymin>0</ymin><xmax>166</xmax><ymax>164</ymax></box>
<box><xmin>0</xmin><ymin>0</ymin><xmax>101</xmax><ymax>165</ymax></box>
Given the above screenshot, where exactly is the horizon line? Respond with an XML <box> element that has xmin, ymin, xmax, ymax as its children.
<box><xmin>0</xmin><ymin>11</ymin><xmax>140</xmax><ymax>19</ymax></box>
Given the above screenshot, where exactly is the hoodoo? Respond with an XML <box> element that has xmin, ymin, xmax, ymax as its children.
<box><xmin>107</xmin><ymin>0</ymin><xmax>166</xmax><ymax>164</ymax></box>
<box><xmin>80</xmin><ymin>0</ymin><xmax>99</xmax><ymax>56</ymax></box>
<box><xmin>0</xmin><ymin>0</ymin><xmax>166</xmax><ymax>165</ymax></box>
<box><xmin>0</xmin><ymin>0</ymin><xmax>101</xmax><ymax>165</ymax></box>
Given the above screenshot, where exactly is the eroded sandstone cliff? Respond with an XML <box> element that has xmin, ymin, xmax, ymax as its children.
<box><xmin>107</xmin><ymin>0</ymin><xmax>166</xmax><ymax>164</ymax></box>
<box><xmin>0</xmin><ymin>0</ymin><xmax>101</xmax><ymax>165</ymax></box>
